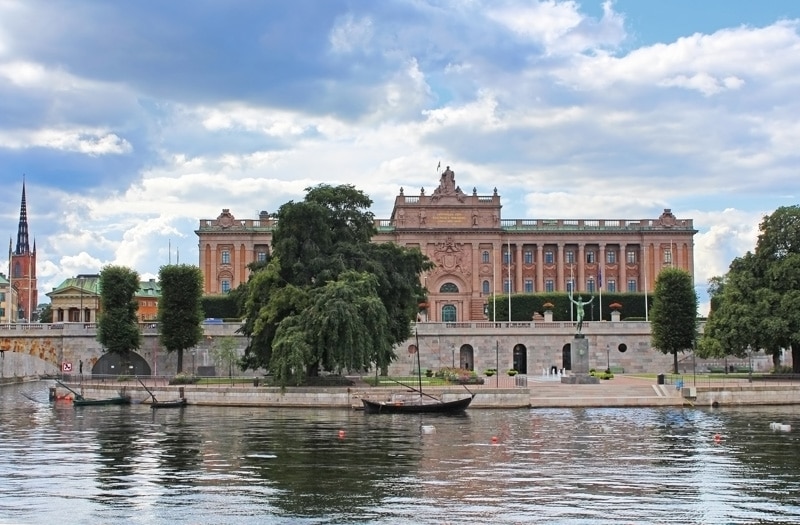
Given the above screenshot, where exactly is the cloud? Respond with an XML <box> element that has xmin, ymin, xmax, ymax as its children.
<box><xmin>329</xmin><ymin>13</ymin><xmax>374</xmax><ymax>54</ymax></box>
<box><xmin>0</xmin><ymin>127</ymin><xmax>132</xmax><ymax>155</ymax></box>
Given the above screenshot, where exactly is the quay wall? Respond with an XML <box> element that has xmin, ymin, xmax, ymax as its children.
<box><xmin>0</xmin><ymin>321</ymin><xmax>774</xmax><ymax>382</ymax></box>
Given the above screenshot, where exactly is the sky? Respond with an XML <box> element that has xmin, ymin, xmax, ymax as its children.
<box><xmin>1</xmin><ymin>0</ymin><xmax>798</xmax><ymax>315</ymax></box>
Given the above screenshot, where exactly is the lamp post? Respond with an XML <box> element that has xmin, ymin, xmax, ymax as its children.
<box><xmin>606</xmin><ymin>343</ymin><xmax>610</xmax><ymax>374</ymax></box>
<box><xmin>451</xmin><ymin>345</ymin><xmax>455</xmax><ymax>368</ymax></box>
<box><xmin>191</xmin><ymin>349</ymin><xmax>196</xmax><ymax>375</ymax></box>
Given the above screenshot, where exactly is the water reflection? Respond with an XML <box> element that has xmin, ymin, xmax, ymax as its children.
<box><xmin>1</xmin><ymin>381</ymin><xmax>800</xmax><ymax>524</ymax></box>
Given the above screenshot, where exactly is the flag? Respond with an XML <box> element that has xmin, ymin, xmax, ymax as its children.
<box><xmin>436</xmin><ymin>161</ymin><xmax>441</xmax><ymax>172</ymax></box>
<box><xmin>597</xmin><ymin>267</ymin><xmax>602</xmax><ymax>289</ymax></box>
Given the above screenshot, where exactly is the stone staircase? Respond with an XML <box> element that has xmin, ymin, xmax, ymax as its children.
<box><xmin>528</xmin><ymin>378</ymin><xmax>686</xmax><ymax>408</ymax></box>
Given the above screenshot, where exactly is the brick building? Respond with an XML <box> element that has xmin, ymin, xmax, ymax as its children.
<box><xmin>9</xmin><ymin>181</ymin><xmax>37</xmax><ymax>322</ymax></box>
<box><xmin>196</xmin><ymin>167</ymin><xmax>696</xmax><ymax>322</ymax></box>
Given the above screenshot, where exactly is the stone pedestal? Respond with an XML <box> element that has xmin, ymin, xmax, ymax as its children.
<box><xmin>562</xmin><ymin>335</ymin><xmax>599</xmax><ymax>384</ymax></box>
<box><xmin>611</xmin><ymin>310</ymin><xmax>621</xmax><ymax>322</ymax></box>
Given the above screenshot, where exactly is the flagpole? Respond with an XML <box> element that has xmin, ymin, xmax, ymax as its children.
<box><xmin>492</xmin><ymin>248</ymin><xmax>496</xmax><ymax>324</ymax></box>
<box><xmin>507</xmin><ymin>237</ymin><xmax>511</xmax><ymax>323</ymax></box>
<box><xmin>644</xmin><ymin>246</ymin><xmax>649</xmax><ymax>322</ymax></box>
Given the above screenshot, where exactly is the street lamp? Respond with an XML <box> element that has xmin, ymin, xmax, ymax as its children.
<box><xmin>191</xmin><ymin>349</ymin><xmax>196</xmax><ymax>374</ymax></box>
<box><xmin>451</xmin><ymin>344</ymin><xmax>455</xmax><ymax>368</ymax></box>
<box><xmin>606</xmin><ymin>343</ymin><xmax>610</xmax><ymax>374</ymax></box>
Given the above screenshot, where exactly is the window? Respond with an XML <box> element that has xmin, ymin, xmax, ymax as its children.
<box><xmin>607</xmin><ymin>250</ymin><xmax>616</xmax><ymax>264</ymax></box>
<box><xmin>524</xmin><ymin>279</ymin><xmax>533</xmax><ymax>293</ymax></box>
<box><xmin>0</xmin><ymin>292</ymin><xmax>4</xmax><ymax>301</ymax></box>
<box><xmin>440</xmin><ymin>282</ymin><xmax>459</xmax><ymax>293</ymax></box>
<box><xmin>503</xmin><ymin>280</ymin><xmax>512</xmax><ymax>293</ymax></box>
<box><xmin>442</xmin><ymin>305</ymin><xmax>457</xmax><ymax>322</ymax></box>
<box><xmin>221</xmin><ymin>280</ymin><xmax>231</xmax><ymax>293</ymax></box>
<box><xmin>545</xmin><ymin>279</ymin><xmax>554</xmax><ymax>293</ymax></box>
<box><xmin>257</xmin><ymin>251</ymin><xmax>267</xmax><ymax>262</ymax></box>
<box><xmin>586</xmin><ymin>251</ymin><xmax>595</xmax><ymax>264</ymax></box>
<box><xmin>565</xmin><ymin>250</ymin><xmax>575</xmax><ymax>264</ymax></box>
<box><xmin>482</xmin><ymin>280</ymin><xmax>490</xmax><ymax>294</ymax></box>
<box><xmin>0</xmin><ymin>308</ymin><xmax>4</xmax><ymax>317</ymax></box>
<box><xmin>221</xmin><ymin>250</ymin><xmax>231</xmax><ymax>264</ymax></box>
<box><xmin>627</xmin><ymin>279</ymin><xmax>637</xmax><ymax>292</ymax></box>
<box><xmin>627</xmin><ymin>250</ymin><xmax>636</xmax><ymax>264</ymax></box>
<box><xmin>524</xmin><ymin>250</ymin><xmax>533</xmax><ymax>264</ymax></box>
<box><xmin>664</xmin><ymin>249</ymin><xmax>672</xmax><ymax>264</ymax></box>
<box><xmin>482</xmin><ymin>251</ymin><xmax>490</xmax><ymax>264</ymax></box>
<box><xmin>503</xmin><ymin>251</ymin><xmax>511</xmax><ymax>264</ymax></box>
<box><xmin>544</xmin><ymin>251</ymin><xmax>554</xmax><ymax>264</ymax></box>
<box><xmin>566</xmin><ymin>279</ymin><xmax>574</xmax><ymax>293</ymax></box>
<box><xmin>607</xmin><ymin>279</ymin><xmax>616</xmax><ymax>292</ymax></box>
<box><xmin>587</xmin><ymin>278</ymin><xmax>596</xmax><ymax>293</ymax></box>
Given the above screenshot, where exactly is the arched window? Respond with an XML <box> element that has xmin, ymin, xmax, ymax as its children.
<box><xmin>482</xmin><ymin>251</ymin><xmax>490</xmax><ymax>264</ymax></box>
<box><xmin>440</xmin><ymin>282</ymin><xmax>459</xmax><ymax>293</ymax></box>
<box><xmin>442</xmin><ymin>304</ymin><xmax>457</xmax><ymax>322</ymax></box>
<box><xmin>482</xmin><ymin>280</ymin><xmax>490</xmax><ymax>294</ymax></box>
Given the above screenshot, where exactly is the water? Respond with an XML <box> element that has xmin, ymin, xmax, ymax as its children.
<box><xmin>2</xmin><ymin>382</ymin><xmax>800</xmax><ymax>524</ymax></box>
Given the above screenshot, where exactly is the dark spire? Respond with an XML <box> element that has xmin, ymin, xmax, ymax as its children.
<box><xmin>15</xmin><ymin>178</ymin><xmax>29</xmax><ymax>255</ymax></box>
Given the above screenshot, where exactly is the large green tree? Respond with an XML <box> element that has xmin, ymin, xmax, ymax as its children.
<box><xmin>650</xmin><ymin>267</ymin><xmax>698</xmax><ymax>373</ymax></box>
<box><xmin>241</xmin><ymin>184</ymin><xmax>430</xmax><ymax>384</ymax></box>
<box><xmin>158</xmin><ymin>264</ymin><xmax>204</xmax><ymax>373</ymax></box>
<box><xmin>96</xmin><ymin>265</ymin><xmax>141</xmax><ymax>365</ymax></box>
<box><xmin>700</xmin><ymin>206</ymin><xmax>800</xmax><ymax>371</ymax></box>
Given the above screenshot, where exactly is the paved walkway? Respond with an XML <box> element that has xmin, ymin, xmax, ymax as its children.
<box><xmin>478</xmin><ymin>373</ymin><xmax>687</xmax><ymax>408</ymax></box>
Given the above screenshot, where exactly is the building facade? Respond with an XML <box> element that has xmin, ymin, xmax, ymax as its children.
<box><xmin>0</xmin><ymin>272</ymin><xmax>19</xmax><ymax>323</ymax></box>
<box><xmin>47</xmin><ymin>275</ymin><xmax>162</xmax><ymax>323</ymax></box>
<box><xmin>10</xmin><ymin>181</ymin><xmax>37</xmax><ymax>322</ymax></box>
<box><xmin>196</xmin><ymin>167</ymin><xmax>696</xmax><ymax>322</ymax></box>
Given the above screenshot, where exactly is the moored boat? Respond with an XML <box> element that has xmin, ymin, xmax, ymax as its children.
<box><xmin>151</xmin><ymin>398</ymin><xmax>187</xmax><ymax>409</ymax></box>
<box><xmin>73</xmin><ymin>396</ymin><xmax>131</xmax><ymax>407</ymax></box>
<box><xmin>361</xmin><ymin>394</ymin><xmax>473</xmax><ymax>414</ymax></box>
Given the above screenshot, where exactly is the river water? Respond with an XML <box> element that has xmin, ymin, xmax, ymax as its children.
<box><xmin>2</xmin><ymin>381</ymin><xmax>800</xmax><ymax>524</ymax></box>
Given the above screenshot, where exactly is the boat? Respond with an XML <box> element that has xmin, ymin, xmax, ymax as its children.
<box><xmin>362</xmin><ymin>395</ymin><xmax>473</xmax><ymax>414</ymax></box>
<box><xmin>55</xmin><ymin>379</ymin><xmax>131</xmax><ymax>407</ymax></box>
<box><xmin>73</xmin><ymin>396</ymin><xmax>131</xmax><ymax>406</ymax></box>
<box><xmin>361</xmin><ymin>330</ymin><xmax>474</xmax><ymax>415</ymax></box>
<box><xmin>150</xmin><ymin>398</ymin><xmax>188</xmax><ymax>409</ymax></box>
<box><xmin>138</xmin><ymin>377</ymin><xmax>186</xmax><ymax>409</ymax></box>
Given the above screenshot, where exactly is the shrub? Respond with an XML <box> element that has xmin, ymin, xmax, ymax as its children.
<box><xmin>425</xmin><ymin>369</ymin><xmax>434</xmax><ymax>377</ymax></box>
<box><xmin>484</xmin><ymin>368</ymin><xmax>496</xmax><ymax>377</ymax></box>
<box><xmin>507</xmin><ymin>369</ymin><xmax>518</xmax><ymax>376</ymax></box>
<box><xmin>170</xmin><ymin>372</ymin><xmax>200</xmax><ymax>385</ymax></box>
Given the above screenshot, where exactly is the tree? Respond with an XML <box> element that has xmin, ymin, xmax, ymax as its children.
<box><xmin>158</xmin><ymin>264</ymin><xmax>204</xmax><ymax>373</ymax></box>
<box><xmin>210</xmin><ymin>335</ymin><xmax>239</xmax><ymax>384</ymax></box>
<box><xmin>38</xmin><ymin>303</ymin><xmax>53</xmax><ymax>323</ymax></box>
<box><xmin>96</xmin><ymin>265</ymin><xmax>141</xmax><ymax>366</ymax></box>
<box><xmin>699</xmin><ymin>206</ymin><xmax>800</xmax><ymax>371</ymax></box>
<box><xmin>241</xmin><ymin>184</ymin><xmax>430</xmax><ymax>384</ymax></box>
<box><xmin>650</xmin><ymin>268</ymin><xmax>698</xmax><ymax>374</ymax></box>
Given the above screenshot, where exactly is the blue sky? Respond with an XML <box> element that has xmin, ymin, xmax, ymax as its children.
<box><xmin>1</xmin><ymin>0</ymin><xmax>799</xmax><ymax>314</ymax></box>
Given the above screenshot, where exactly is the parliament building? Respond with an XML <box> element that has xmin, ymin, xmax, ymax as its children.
<box><xmin>196</xmin><ymin>167</ymin><xmax>696</xmax><ymax>323</ymax></box>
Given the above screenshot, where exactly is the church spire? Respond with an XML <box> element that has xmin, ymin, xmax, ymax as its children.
<box><xmin>15</xmin><ymin>178</ymin><xmax>29</xmax><ymax>255</ymax></box>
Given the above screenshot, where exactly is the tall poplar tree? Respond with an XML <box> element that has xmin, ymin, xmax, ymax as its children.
<box><xmin>158</xmin><ymin>264</ymin><xmax>204</xmax><ymax>373</ymax></box>
<box><xmin>96</xmin><ymin>265</ymin><xmax>141</xmax><ymax>366</ymax></box>
<box><xmin>650</xmin><ymin>268</ymin><xmax>698</xmax><ymax>374</ymax></box>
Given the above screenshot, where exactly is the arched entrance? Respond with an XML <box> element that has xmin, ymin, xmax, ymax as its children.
<box><xmin>459</xmin><ymin>344</ymin><xmax>474</xmax><ymax>370</ymax></box>
<box><xmin>91</xmin><ymin>352</ymin><xmax>151</xmax><ymax>377</ymax></box>
<box><xmin>512</xmin><ymin>344</ymin><xmax>527</xmax><ymax>374</ymax></box>
<box><xmin>562</xmin><ymin>344</ymin><xmax>572</xmax><ymax>371</ymax></box>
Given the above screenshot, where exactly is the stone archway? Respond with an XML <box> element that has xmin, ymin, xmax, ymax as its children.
<box><xmin>459</xmin><ymin>344</ymin><xmax>474</xmax><ymax>370</ymax></box>
<box><xmin>512</xmin><ymin>344</ymin><xmax>527</xmax><ymax>374</ymax></box>
<box><xmin>91</xmin><ymin>352</ymin><xmax>151</xmax><ymax>377</ymax></box>
<box><xmin>562</xmin><ymin>343</ymin><xmax>572</xmax><ymax>371</ymax></box>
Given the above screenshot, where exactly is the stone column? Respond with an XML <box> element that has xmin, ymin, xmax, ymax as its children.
<box><xmin>536</xmin><ymin>244</ymin><xmax>544</xmax><ymax>292</ymax></box>
<box><xmin>557</xmin><ymin>243</ymin><xmax>565</xmax><ymax>292</ymax></box>
<box><xmin>577</xmin><ymin>243</ymin><xmax>585</xmax><ymax>292</ymax></box>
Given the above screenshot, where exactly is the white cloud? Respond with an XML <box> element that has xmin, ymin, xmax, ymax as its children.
<box><xmin>0</xmin><ymin>127</ymin><xmax>132</xmax><ymax>155</ymax></box>
<box><xmin>329</xmin><ymin>13</ymin><xmax>374</xmax><ymax>54</ymax></box>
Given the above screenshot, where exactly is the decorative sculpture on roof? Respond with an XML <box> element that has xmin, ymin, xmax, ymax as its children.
<box><xmin>431</xmin><ymin>166</ymin><xmax>466</xmax><ymax>202</ymax></box>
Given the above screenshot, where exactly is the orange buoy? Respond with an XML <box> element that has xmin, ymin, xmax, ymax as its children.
<box><xmin>714</xmin><ymin>433</ymin><xmax>722</xmax><ymax>442</ymax></box>
<box><xmin>491</xmin><ymin>436</ymin><xmax>498</xmax><ymax>444</ymax></box>
<box><xmin>338</xmin><ymin>430</ymin><xmax>346</xmax><ymax>439</ymax></box>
